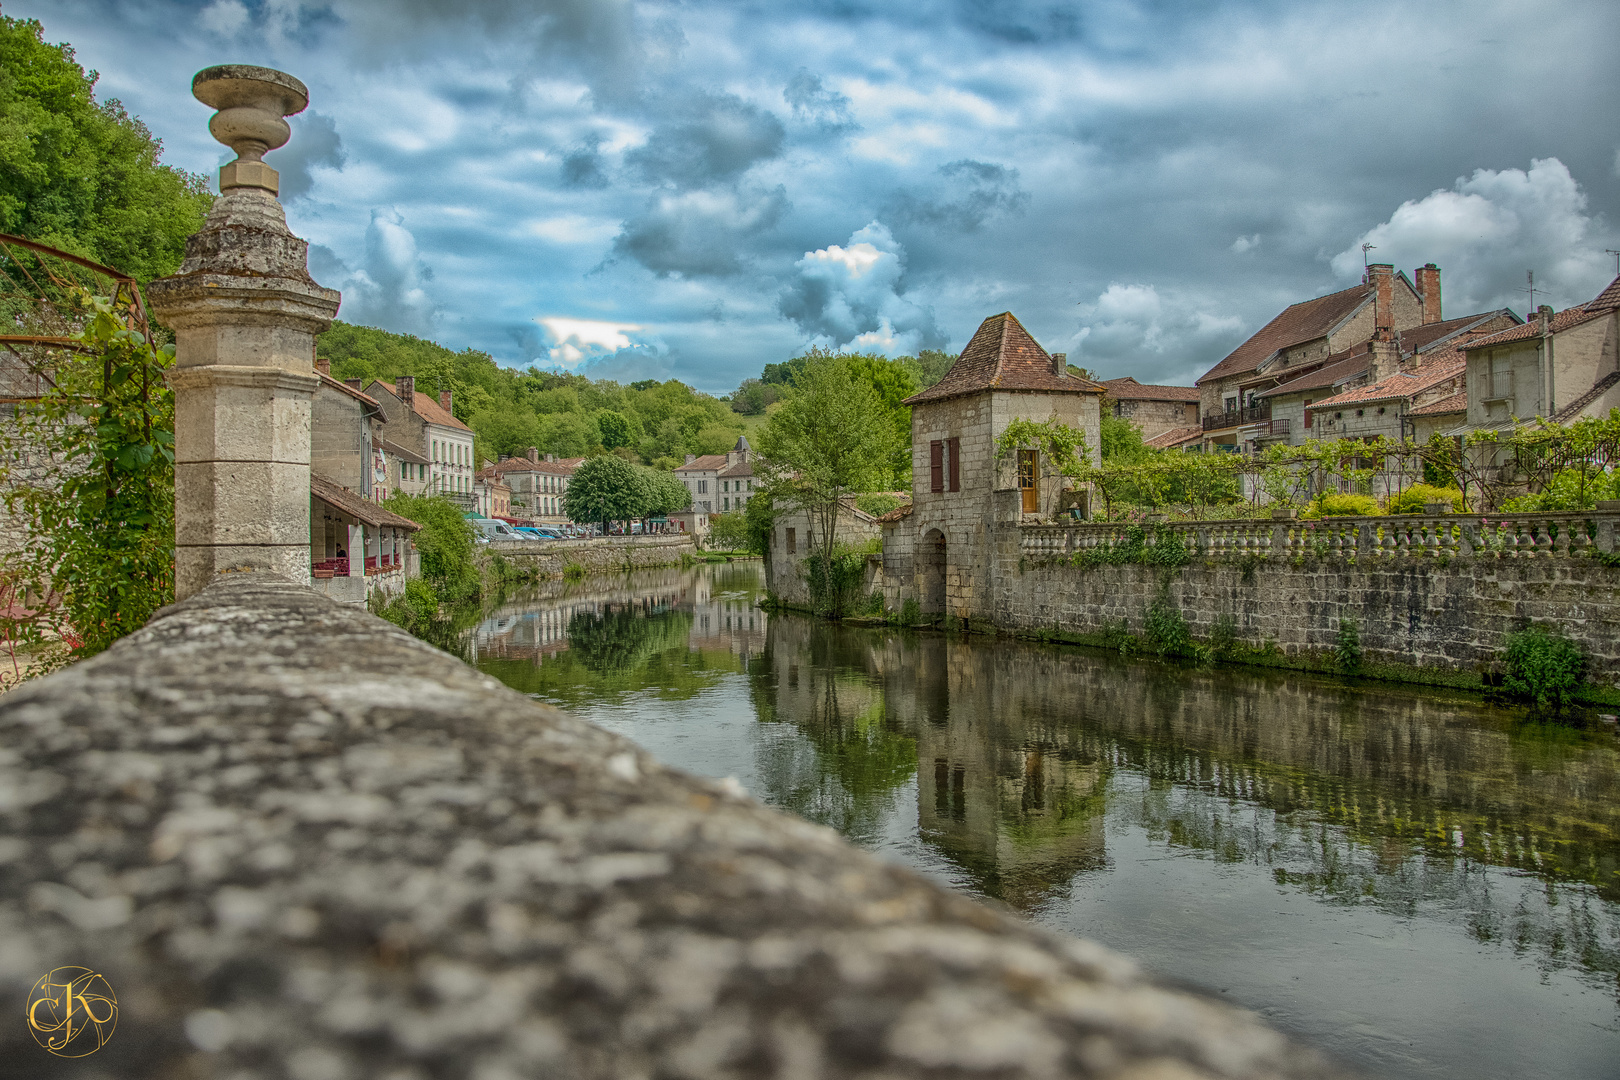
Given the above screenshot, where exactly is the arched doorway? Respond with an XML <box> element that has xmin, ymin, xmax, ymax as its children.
<box><xmin>918</xmin><ymin>528</ymin><xmax>946</xmax><ymax>617</ymax></box>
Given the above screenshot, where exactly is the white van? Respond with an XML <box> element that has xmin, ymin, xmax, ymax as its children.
<box><xmin>471</xmin><ymin>519</ymin><xmax>523</xmax><ymax>543</ymax></box>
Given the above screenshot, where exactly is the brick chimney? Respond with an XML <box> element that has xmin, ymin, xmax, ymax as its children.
<box><xmin>1415</xmin><ymin>264</ymin><xmax>1442</xmax><ymax>324</ymax></box>
<box><xmin>1368</xmin><ymin>264</ymin><xmax>1394</xmax><ymax>335</ymax></box>
<box><xmin>315</xmin><ymin>356</ymin><xmax>330</xmax><ymax>377</ymax></box>
<box><xmin>685</xmin><ymin>453</ymin><xmax>695</xmax><ymax>465</ymax></box>
<box><xmin>440</xmin><ymin>389</ymin><xmax>452</xmax><ymax>413</ymax></box>
<box><xmin>546</xmin><ymin>453</ymin><xmax>555</xmax><ymax>463</ymax></box>
<box><xmin>344</xmin><ymin>378</ymin><xmax>362</xmax><ymax>391</ymax></box>
<box><xmin>528</xmin><ymin>447</ymin><xmax>539</xmax><ymax>462</ymax></box>
<box><xmin>1367</xmin><ymin>330</ymin><xmax>1401</xmax><ymax>382</ymax></box>
<box><xmin>1051</xmin><ymin>351</ymin><xmax>1066</xmax><ymax>377</ymax></box>
<box><xmin>396</xmin><ymin>375</ymin><xmax>415</xmax><ymax>403</ymax></box>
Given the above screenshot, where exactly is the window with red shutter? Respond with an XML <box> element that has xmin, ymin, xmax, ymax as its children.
<box><xmin>1304</xmin><ymin>400</ymin><xmax>1313</xmax><ymax>429</ymax></box>
<box><xmin>929</xmin><ymin>440</ymin><xmax>944</xmax><ymax>492</ymax></box>
<box><xmin>947</xmin><ymin>437</ymin><xmax>960</xmax><ymax>492</ymax></box>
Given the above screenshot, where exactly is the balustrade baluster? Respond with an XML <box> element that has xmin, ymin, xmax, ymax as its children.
<box><xmin>1381</xmin><ymin>523</ymin><xmax>1397</xmax><ymax>558</ymax></box>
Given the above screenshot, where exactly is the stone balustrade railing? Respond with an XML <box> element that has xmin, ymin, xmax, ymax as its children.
<box><xmin>0</xmin><ymin>573</ymin><xmax>1338</xmax><ymax>1078</ymax></box>
<box><xmin>1021</xmin><ymin>510</ymin><xmax>1620</xmax><ymax>562</ymax></box>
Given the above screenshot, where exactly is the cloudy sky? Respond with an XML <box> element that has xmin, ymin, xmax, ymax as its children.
<box><xmin>17</xmin><ymin>0</ymin><xmax>1620</xmax><ymax>393</ymax></box>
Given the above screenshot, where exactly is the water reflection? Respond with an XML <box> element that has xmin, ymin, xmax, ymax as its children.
<box><xmin>470</xmin><ymin>563</ymin><xmax>1620</xmax><ymax>1078</ymax></box>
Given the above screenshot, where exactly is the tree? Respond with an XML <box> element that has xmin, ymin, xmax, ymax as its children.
<box><xmin>380</xmin><ymin>493</ymin><xmax>480</xmax><ymax>602</ymax></box>
<box><xmin>844</xmin><ymin>354</ymin><xmax>919</xmax><ymax>488</ymax></box>
<box><xmin>0</xmin><ymin>16</ymin><xmax>213</xmax><ymax>281</ymax></box>
<box><xmin>757</xmin><ymin>352</ymin><xmax>901</xmax><ymax>571</ymax></box>
<box><xmin>1100</xmin><ymin>413</ymin><xmax>1151</xmax><ymax>463</ymax></box>
<box><xmin>564</xmin><ymin>455</ymin><xmax>648</xmax><ymax>529</ymax></box>
<box><xmin>731</xmin><ymin>378</ymin><xmax>780</xmax><ymax>415</ymax></box>
<box><xmin>595</xmin><ymin>408</ymin><xmax>639</xmax><ymax>450</ymax></box>
<box><xmin>638</xmin><ymin>466</ymin><xmax>691</xmax><ymax>517</ymax></box>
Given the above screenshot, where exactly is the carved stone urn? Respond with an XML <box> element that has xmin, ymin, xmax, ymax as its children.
<box><xmin>192</xmin><ymin>64</ymin><xmax>309</xmax><ymax>196</ymax></box>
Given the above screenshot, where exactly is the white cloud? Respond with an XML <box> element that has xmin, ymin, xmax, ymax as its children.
<box><xmin>1231</xmin><ymin>234</ymin><xmax>1260</xmax><ymax>253</ymax></box>
<box><xmin>198</xmin><ymin>0</ymin><xmax>248</xmax><ymax>36</ymax></box>
<box><xmin>536</xmin><ymin>317</ymin><xmax>643</xmax><ymax>368</ymax></box>
<box><xmin>777</xmin><ymin>221</ymin><xmax>942</xmax><ymax>356</ymax></box>
<box><xmin>1072</xmin><ymin>283</ymin><xmax>1243</xmax><ymax>381</ymax></box>
<box><xmin>526</xmin><ymin>215</ymin><xmax>618</xmax><ymax>246</ymax></box>
<box><xmin>1331</xmin><ymin>158</ymin><xmax>1620</xmax><ymax>313</ymax></box>
<box><xmin>334</xmin><ymin>209</ymin><xmax>437</xmax><ymax>335</ymax></box>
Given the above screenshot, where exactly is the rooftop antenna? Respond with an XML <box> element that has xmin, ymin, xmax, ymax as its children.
<box><xmin>1361</xmin><ymin>242</ymin><xmax>1376</xmax><ymax>266</ymax></box>
<box><xmin>1518</xmin><ymin>270</ymin><xmax>1538</xmax><ymax>312</ymax></box>
<box><xmin>1606</xmin><ymin>249</ymin><xmax>1620</xmax><ymax>275</ymax></box>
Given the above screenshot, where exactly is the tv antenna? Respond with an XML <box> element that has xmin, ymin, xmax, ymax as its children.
<box><xmin>1518</xmin><ymin>270</ymin><xmax>1539</xmax><ymax>312</ymax></box>
<box><xmin>1361</xmin><ymin>243</ymin><xmax>1376</xmax><ymax>267</ymax></box>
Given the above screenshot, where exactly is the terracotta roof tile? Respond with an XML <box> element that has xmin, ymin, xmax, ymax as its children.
<box><xmin>381</xmin><ymin>438</ymin><xmax>428</xmax><ymax>465</ymax></box>
<box><xmin>407</xmin><ymin>390</ymin><xmax>470</xmax><ymax>432</ymax></box>
<box><xmin>490</xmin><ymin>456</ymin><xmax>576</xmax><ymax>476</ymax></box>
<box><xmin>1100</xmin><ymin>377</ymin><xmax>1200</xmax><ymax>402</ymax></box>
<box><xmin>904</xmin><ymin>313</ymin><xmax>1103</xmax><ymax>405</ymax></box>
<box><xmin>718</xmin><ymin>460</ymin><xmax>754</xmax><ymax>478</ymax></box>
<box><xmin>1409</xmin><ymin>391</ymin><xmax>1468</xmax><ymax>417</ymax></box>
<box><xmin>1197</xmin><ymin>284</ymin><xmax>1368</xmax><ymax>386</ymax></box>
<box><xmin>1143</xmin><ymin>426</ymin><xmax>1203</xmax><ymax>449</ymax></box>
<box><xmin>1305</xmin><ymin>350</ymin><xmax>1466</xmax><ymax>411</ymax></box>
<box><xmin>875</xmin><ymin>502</ymin><xmax>914</xmax><ymax>524</ymax></box>
<box><xmin>311</xmin><ymin>475</ymin><xmax>421</xmax><ymax>531</ymax></box>
<box><xmin>1256</xmin><ymin>349</ymin><xmax>1370</xmax><ymax>398</ymax></box>
<box><xmin>319</xmin><ymin>373</ymin><xmax>385</xmax><ymax>416</ymax></box>
<box><xmin>1553</xmin><ymin>371</ymin><xmax>1620</xmax><ymax>422</ymax></box>
<box><xmin>1461</xmin><ymin>305</ymin><xmax>1611</xmax><ymax>349</ymax></box>
<box><xmin>676</xmin><ymin>454</ymin><xmax>729</xmax><ymax>472</ymax></box>
<box><xmin>1585</xmin><ymin>274</ymin><xmax>1620</xmax><ymax>313</ymax></box>
<box><xmin>1398</xmin><ymin>310</ymin><xmax>1519</xmax><ymax>355</ymax></box>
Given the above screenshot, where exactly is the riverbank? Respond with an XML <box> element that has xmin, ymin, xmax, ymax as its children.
<box><xmin>480</xmin><ymin>534</ymin><xmax>697</xmax><ymax>582</ymax></box>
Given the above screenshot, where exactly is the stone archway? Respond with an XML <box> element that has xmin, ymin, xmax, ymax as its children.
<box><xmin>918</xmin><ymin>528</ymin><xmax>946</xmax><ymax>617</ymax></box>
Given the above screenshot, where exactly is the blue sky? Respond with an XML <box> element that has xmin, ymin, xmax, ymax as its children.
<box><xmin>16</xmin><ymin>0</ymin><xmax>1620</xmax><ymax>393</ymax></box>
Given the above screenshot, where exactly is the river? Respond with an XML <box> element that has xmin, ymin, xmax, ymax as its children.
<box><xmin>467</xmin><ymin>561</ymin><xmax>1620</xmax><ymax>1080</ymax></box>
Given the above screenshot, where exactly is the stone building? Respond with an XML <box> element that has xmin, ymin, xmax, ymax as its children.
<box><xmin>383</xmin><ymin>438</ymin><xmax>431</xmax><ymax>495</ymax></box>
<box><xmin>879</xmin><ymin>312</ymin><xmax>1103</xmax><ymax>622</ymax></box>
<box><xmin>473</xmin><ymin>465</ymin><xmax>512</xmax><ymax>519</ymax></box>
<box><xmin>312</xmin><ymin>362</ymin><xmax>387</xmax><ymax>499</ymax></box>
<box><xmin>1258</xmin><ymin>308</ymin><xmax>1518</xmax><ymax>446</ymax></box>
<box><xmin>490</xmin><ymin>450</ymin><xmax>578</xmax><ymax>524</ymax></box>
<box><xmin>1099</xmin><ymin>377</ymin><xmax>1199</xmax><ymax>440</ymax></box>
<box><xmin>309</xmin><ymin>475</ymin><xmax>420</xmax><ymax>605</ymax></box>
<box><xmin>1196</xmin><ymin>264</ymin><xmax>1439</xmax><ymax>452</ymax></box>
<box><xmin>1454</xmin><ymin>275</ymin><xmax>1620</xmax><ymax>438</ymax></box>
<box><xmin>674</xmin><ymin>435</ymin><xmax>754</xmax><ymax>514</ymax></box>
<box><xmin>364</xmin><ymin>376</ymin><xmax>475</xmax><ymax>504</ymax></box>
<box><xmin>765</xmin><ymin>498</ymin><xmax>882</xmax><ymax>607</ymax></box>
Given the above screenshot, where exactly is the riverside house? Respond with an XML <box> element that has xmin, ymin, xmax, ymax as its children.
<box><xmin>675</xmin><ymin>435</ymin><xmax>755</xmax><ymax>515</ymax></box>
<box><xmin>490</xmin><ymin>450</ymin><xmax>580</xmax><ymax>525</ymax></box>
<box><xmin>364</xmin><ymin>376</ymin><xmax>476</xmax><ymax>507</ymax></box>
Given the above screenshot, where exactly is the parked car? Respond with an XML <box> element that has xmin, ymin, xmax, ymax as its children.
<box><xmin>471</xmin><ymin>519</ymin><xmax>523</xmax><ymax>543</ymax></box>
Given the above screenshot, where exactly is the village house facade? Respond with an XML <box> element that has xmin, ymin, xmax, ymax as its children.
<box><xmin>383</xmin><ymin>438</ymin><xmax>431</xmax><ymax>495</ymax></box>
<box><xmin>363</xmin><ymin>376</ymin><xmax>476</xmax><ymax>505</ymax></box>
<box><xmin>876</xmin><ymin>312</ymin><xmax>1104</xmax><ymax>622</ymax></box>
<box><xmin>1195</xmin><ymin>264</ymin><xmax>1438</xmax><ymax>453</ymax></box>
<box><xmin>473</xmin><ymin>466</ymin><xmax>512</xmax><ymax>519</ymax></box>
<box><xmin>489</xmin><ymin>450</ymin><xmax>580</xmax><ymax>524</ymax></box>
<box><xmin>675</xmin><ymin>436</ymin><xmax>755</xmax><ymax>515</ymax></box>
<box><xmin>1099</xmin><ymin>377</ymin><xmax>1200</xmax><ymax>441</ymax></box>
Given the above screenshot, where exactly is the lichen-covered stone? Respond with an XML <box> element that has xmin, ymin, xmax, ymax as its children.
<box><xmin>0</xmin><ymin>574</ymin><xmax>1342</xmax><ymax>1079</ymax></box>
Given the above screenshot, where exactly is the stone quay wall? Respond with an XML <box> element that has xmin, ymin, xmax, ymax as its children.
<box><xmin>989</xmin><ymin>509</ymin><xmax>1620</xmax><ymax>685</ymax></box>
<box><xmin>482</xmin><ymin>534</ymin><xmax>695</xmax><ymax>578</ymax></box>
<box><xmin>0</xmin><ymin>573</ymin><xmax>1336</xmax><ymax>1079</ymax></box>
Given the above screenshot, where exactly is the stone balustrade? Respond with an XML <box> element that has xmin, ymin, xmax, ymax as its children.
<box><xmin>1021</xmin><ymin>510</ymin><xmax>1620</xmax><ymax>563</ymax></box>
<box><xmin>0</xmin><ymin>573</ymin><xmax>1338</xmax><ymax>1078</ymax></box>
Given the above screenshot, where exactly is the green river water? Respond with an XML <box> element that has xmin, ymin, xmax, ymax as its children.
<box><xmin>468</xmin><ymin>561</ymin><xmax>1620</xmax><ymax>1079</ymax></box>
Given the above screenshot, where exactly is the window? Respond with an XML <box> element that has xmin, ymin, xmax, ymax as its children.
<box><xmin>1489</xmin><ymin>354</ymin><xmax>1512</xmax><ymax>399</ymax></box>
<box><xmin>723</xmin><ymin>480</ymin><xmax>730</xmax><ymax>493</ymax></box>
<box><xmin>947</xmin><ymin>436</ymin><xmax>961</xmax><ymax>492</ymax></box>
<box><xmin>930</xmin><ymin>440</ymin><xmax>944</xmax><ymax>492</ymax></box>
<box><xmin>1225</xmin><ymin>396</ymin><xmax>1237</xmax><ymax>413</ymax></box>
<box><xmin>698</xmin><ymin>480</ymin><xmax>707</xmax><ymax>493</ymax></box>
<box><xmin>1018</xmin><ymin>449</ymin><xmax>1039</xmax><ymax>514</ymax></box>
<box><xmin>786</xmin><ymin>527</ymin><xmax>796</xmax><ymax>553</ymax></box>
<box><xmin>723</xmin><ymin>497</ymin><xmax>730</xmax><ymax>511</ymax></box>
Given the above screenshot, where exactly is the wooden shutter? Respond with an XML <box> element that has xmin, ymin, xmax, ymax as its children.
<box><xmin>929</xmin><ymin>440</ymin><xmax>944</xmax><ymax>492</ymax></box>
<box><xmin>1303</xmin><ymin>400</ymin><xmax>1313</xmax><ymax>429</ymax></box>
<box><xmin>947</xmin><ymin>437</ymin><xmax>961</xmax><ymax>492</ymax></box>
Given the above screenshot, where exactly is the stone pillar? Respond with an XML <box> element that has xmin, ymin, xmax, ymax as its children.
<box><xmin>148</xmin><ymin>66</ymin><xmax>340</xmax><ymax>599</ymax></box>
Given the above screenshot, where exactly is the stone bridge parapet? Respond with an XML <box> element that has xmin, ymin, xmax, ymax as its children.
<box><xmin>0</xmin><ymin>574</ymin><xmax>1338</xmax><ymax>1078</ymax></box>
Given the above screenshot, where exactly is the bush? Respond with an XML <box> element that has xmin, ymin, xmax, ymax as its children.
<box><xmin>1303</xmin><ymin>492</ymin><xmax>1380</xmax><ymax>518</ymax></box>
<box><xmin>1502</xmin><ymin>625</ymin><xmax>1587</xmax><ymax>710</ymax></box>
<box><xmin>1334</xmin><ymin>617</ymin><xmax>1362</xmax><ymax>673</ymax></box>
<box><xmin>707</xmin><ymin>512</ymin><xmax>749</xmax><ymax>550</ymax></box>
<box><xmin>898</xmin><ymin>597</ymin><xmax>920</xmax><ymax>627</ymax></box>
<box><xmin>381</xmin><ymin>494</ymin><xmax>480</xmax><ymax>602</ymax></box>
<box><xmin>854</xmin><ymin>492</ymin><xmax>902</xmax><ymax>518</ymax></box>
<box><xmin>1386</xmin><ymin>483</ymin><xmax>1464</xmax><ymax>514</ymax></box>
<box><xmin>1144</xmin><ymin>588</ymin><xmax>1200</xmax><ymax>659</ymax></box>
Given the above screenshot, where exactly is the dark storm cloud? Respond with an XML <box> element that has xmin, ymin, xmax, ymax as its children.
<box><xmin>625</xmin><ymin>92</ymin><xmax>785</xmax><ymax>190</ymax></box>
<box><xmin>783</xmin><ymin>69</ymin><xmax>856</xmax><ymax>133</ymax></box>
<box><xmin>560</xmin><ymin>140</ymin><xmax>610</xmax><ymax>189</ymax></box>
<box><xmin>893</xmin><ymin>160</ymin><xmax>1029</xmax><ymax>233</ymax></box>
<box><xmin>265</xmin><ymin>111</ymin><xmax>345</xmax><ymax>201</ymax></box>
<box><xmin>613</xmin><ymin>186</ymin><xmax>788</xmax><ymax>278</ymax></box>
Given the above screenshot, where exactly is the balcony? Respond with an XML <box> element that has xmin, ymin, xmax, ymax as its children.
<box><xmin>1255</xmin><ymin>417</ymin><xmax>1291</xmax><ymax>441</ymax></box>
<box><xmin>1203</xmin><ymin>401</ymin><xmax>1271</xmax><ymax>432</ymax></box>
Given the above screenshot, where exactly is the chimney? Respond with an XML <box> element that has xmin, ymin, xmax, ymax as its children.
<box><xmin>315</xmin><ymin>357</ymin><xmax>331</xmax><ymax>377</ymax></box>
<box><xmin>546</xmin><ymin>453</ymin><xmax>555</xmax><ymax>463</ymax></box>
<box><xmin>440</xmin><ymin>389</ymin><xmax>452</xmax><ymax>413</ymax></box>
<box><xmin>344</xmin><ymin>378</ymin><xmax>362</xmax><ymax>391</ymax></box>
<box><xmin>684</xmin><ymin>453</ymin><xmax>695</xmax><ymax>465</ymax></box>
<box><xmin>1368</xmin><ymin>264</ymin><xmax>1394</xmax><ymax>335</ymax></box>
<box><xmin>396</xmin><ymin>375</ymin><xmax>415</xmax><ymax>403</ymax></box>
<box><xmin>1368</xmin><ymin>329</ymin><xmax>1401</xmax><ymax>382</ymax></box>
<box><xmin>1538</xmin><ymin>304</ymin><xmax>1554</xmax><ymax>332</ymax></box>
<box><xmin>528</xmin><ymin>447</ymin><xmax>539</xmax><ymax>462</ymax></box>
<box><xmin>1415</xmin><ymin>264</ymin><xmax>1442</xmax><ymax>324</ymax></box>
<box><xmin>1051</xmin><ymin>351</ymin><xmax>1067</xmax><ymax>377</ymax></box>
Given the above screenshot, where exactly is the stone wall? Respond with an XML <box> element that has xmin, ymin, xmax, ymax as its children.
<box><xmin>0</xmin><ymin>573</ymin><xmax>1336</xmax><ymax>1078</ymax></box>
<box><xmin>994</xmin><ymin>536</ymin><xmax>1620</xmax><ymax>685</ymax></box>
<box><xmin>483</xmin><ymin>534</ymin><xmax>695</xmax><ymax>578</ymax></box>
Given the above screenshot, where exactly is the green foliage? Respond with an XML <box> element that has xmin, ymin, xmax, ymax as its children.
<box><xmin>1067</xmin><ymin>524</ymin><xmax>1190</xmax><ymax>569</ymax></box>
<box><xmin>1304</xmin><ymin>492</ymin><xmax>1380</xmax><ymax>518</ymax></box>
<box><xmin>562</xmin><ymin>562</ymin><xmax>586</xmax><ymax>580</ymax></box>
<box><xmin>854</xmin><ymin>492</ymin><xmax>902</xmax><ymax>518</ymax></box>
<box><xmin>1099</xmin><ymin>618</ymin><xmax>1136</xmax><ymax>655</ymax></box>
<box><xmin>637</xmin><ymin>464</ymin><xmax>691</xmax><ymax>517</ymax></box>
<box><xmin>996</xmin><ymin>416</ymin><xmax>1094</xmax><ymax>480</ymax></box>
<box><xmin>0</xmin><ymin>16</ymin><xmax>213</xmax><ymax>281</ymax></box>
<box><xmin>1386</xmin><ymin>483</ymin><xmax>1464</xmax><ymax>514</ymax></box>
<box><xmin>594</xmin><ymin>408</ymin><xmax>638</xmax><ymax>449</ymax></box>
<box><xmin>730</xmin><ymin>378</ymin><xmax>781</xmax><ymax>415</ymax></box>
<box><xmin>1099</xmin><ymin>413</ymin><xmax>1152</xmax><ymax>463</ymax></box>
<box><xmin>843</xmin><ymin>353</ymin><xmax>920</xmax><ymax>488</ymax></box>
<box><xmin>757</xmin><ymin>352</ymin><xmax>902</xmax><ymax>568</ymax></box>
<box><xmin>743</xmin><ymin>492</ymin><xmax>776</xmax><ymax>557</ymax></box>
<box><xmin>1501</xmin><ymin>469</ymin><xmax>1620</xmax><ymax>513</ymax></box>
<box><xmin>898</xmin><ymin>597</ymin><xmax>920</xmax><ymax>627</ymax></box>
<box><xmin>1209</xmin><ymin>613</ymin><xmax>1239</xmax><ymax>661</ymax></box>
<box><xmin>1501</xmin><ymin>625</ymin><xmax>1588</xmax><ymax>710</ymax></box>
<box><xmin>707</xmin><ymin>511</ymin><xmax>749</xmax><ymax>549</ymax></box>
<box><xmin>1422</xmin><ymin>432</ymin><xmax>1459</xmax><ymax>488</ymax></box>
<box><xmin>805</xmin><ymin>546</ymin><xmax>871</xmax><ymax>619</ymax></box>
<box><xmin>1334</xmin><ymin>617</ymin><xmax>1362</xmax><ymax>673</ymax></box>
<box><xmin>563</xmin><ymin>455</ymin><xmax>648</xmax><ymax>527</ymax></box>
<box><xmin>1</xmin><ymin>291</ymin><xmax>175</xmax><ymax>659</ymax></box>
<box><xmin>1144</xmin><ymin>588</ymin><xmax>1200</xmax><ymax>659</ymax></box>
<box><xmin>380</xmin><ymin>494</ymin><xmax>480</xmax><ymax>602</ymax></box>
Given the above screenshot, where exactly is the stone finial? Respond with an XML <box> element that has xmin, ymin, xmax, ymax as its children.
<box><xmin>193</xmin><ymin>65</ymin><xmax>309</xmax><ymax>196</ymax></box>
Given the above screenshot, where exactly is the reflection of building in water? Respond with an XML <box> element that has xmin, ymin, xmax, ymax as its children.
<box><xmin>754</xmin><ymin>619</ymin><xmax>1109</xmax><ymax>911</ymax></box>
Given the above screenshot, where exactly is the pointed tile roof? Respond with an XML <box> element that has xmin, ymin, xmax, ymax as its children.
<box><xmin>1100</xmin><ymin>376</ymin><xmax>1200</xmax><ymax>402</ymax></box>
<box><xmin>1586</xmin><ymin>274</ymin><xmax>1620</xmax><ymax>313</ymax></box>
<box><xmin>903</xmin><ymin>312</ymin><xmax>1103</xmax><ymax>405</ymax></box>
<box><xmin>1409</xmin><ymin>391</ymin><xmax>1468</xmax><ymax>417</ymax></box>
<box><xmin>1196</xmin><ymin>284</ymin><xmax>1369</xmax><ymax>386</ymax></box>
